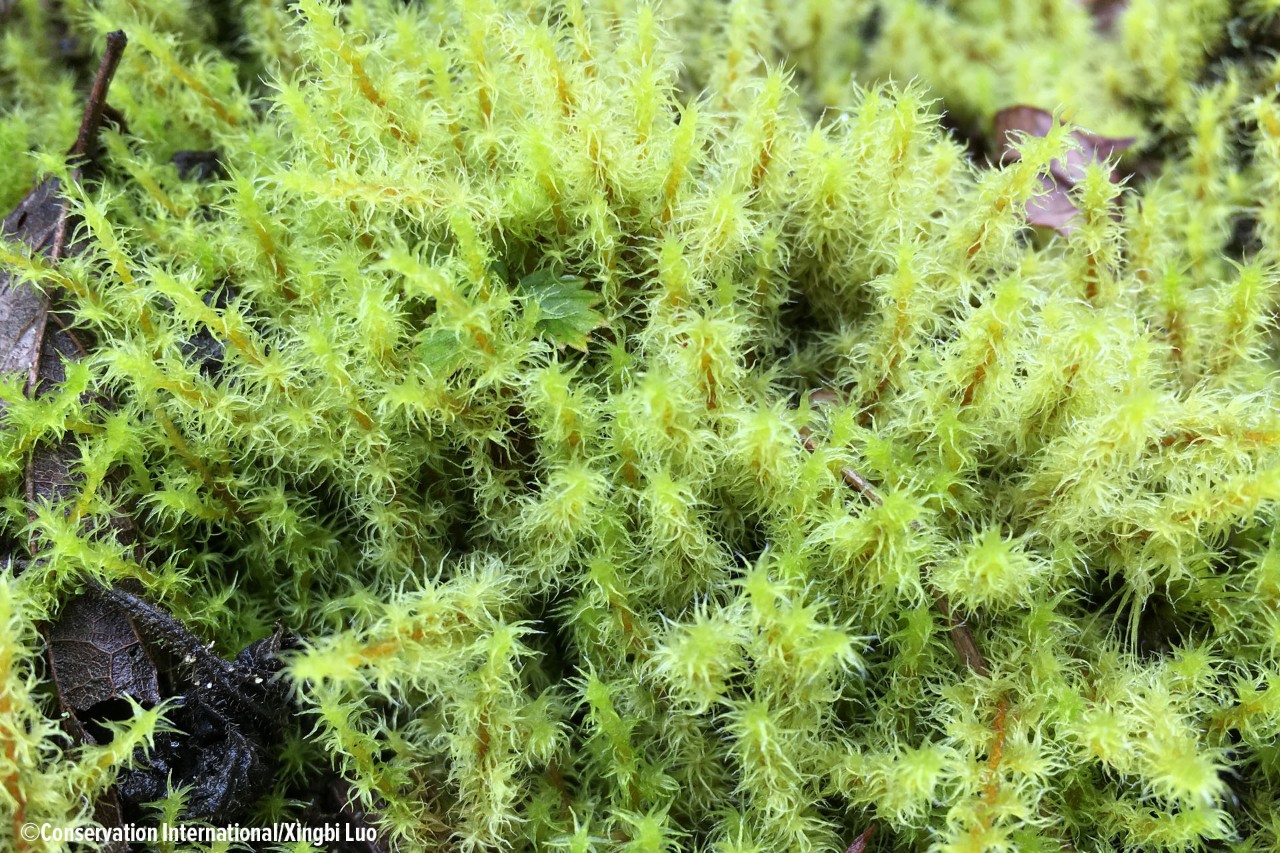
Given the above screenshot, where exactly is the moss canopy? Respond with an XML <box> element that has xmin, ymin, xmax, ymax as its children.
<box><xmin>2</xmin><ymin>0</ymin><xmax>1280</xmax><ymax>850</ymax></box>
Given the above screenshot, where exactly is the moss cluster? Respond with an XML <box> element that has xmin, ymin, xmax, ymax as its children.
<box><xmin>3</xmin><ymin>0</ymin><xmax>1280</xmax><ymax>850</ymax></box>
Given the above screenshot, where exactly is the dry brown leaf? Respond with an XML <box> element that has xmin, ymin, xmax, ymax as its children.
<box><xmin>994</xmin><ymin>105</ymin><xmax>1134</xmax><ymax>235</ymax></box>
<box><xmin>845</xmin><ymin>824</ymin><xmax>876</xmax><ymax>853</ymax></box>
<box><xmin>1077</xmin><ymin>0</ymin><xmax>1128</xmax><ymax>33</ymax></box>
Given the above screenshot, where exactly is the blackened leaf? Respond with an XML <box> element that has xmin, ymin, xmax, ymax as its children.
<box><xmin>96</xmin><ymin>583</ymin><xmax>295</xmax><ymax>732</ymax></box>
<box><xmin>92</xmin><ymin>789</ymin><xmax>128</xmax><ymax>853</ymax></box>
<box><xmin>299</xmin><ymin>776</ymin><xmax>391</xmax><ymax>853</ymax></box>
<box><xmin>993</xmin><ymin>105</ymin><xmax>1134</xmax><ymax>235</ymax></box>
<box><xmin>520</xmin><ymin>269</ymin><xmax>607</xmax><ymax>352</ymax></box>
<box><xmin>178</xmin><ymin>282</ymin><xmax>233</xmax><ymax>378</ymax></box>
<box><xmin>45</xmin><ymin>589</ymin><xmax>162</xmax><ymax>726</ymax></box>
<box><xmin>95</xmin><ymin>584</ymin><xmax>299</xmax><ymax>824</ymax></box>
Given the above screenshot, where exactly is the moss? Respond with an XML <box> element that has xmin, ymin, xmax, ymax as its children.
<box><xmin>2</xmin><ymin>0</ymin><xmax>1280</xmax><ymax>850</ymax></box>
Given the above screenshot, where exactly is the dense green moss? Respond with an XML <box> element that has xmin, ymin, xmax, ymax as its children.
<box><xmin>3</xmin><ymin>1</ymin><xmax>1280</xmax><ymax>850</ymax></box>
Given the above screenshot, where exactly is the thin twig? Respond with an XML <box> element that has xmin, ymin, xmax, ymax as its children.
<box><xmin>51</xmin><ymin>31</ymin><xmax>128</xmax><ymax>264</ymax></box>
<box><xmin>799</xmin><ymin>423</ymin><xmax>990</xmax><ymax>677</ymax></box>
<box><xmin>71</xmin><ymin>31</ymin><xmax>128</xmax><ymax>161</ymax></box>
<box><xmin>933</xmin><ymin>591</ymin><xmax>990</xmax><ymax>678</ymax></box>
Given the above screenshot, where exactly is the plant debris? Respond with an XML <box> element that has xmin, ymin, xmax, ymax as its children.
<box><xmin>1077</xmin><ymin>0</ymin><xmax>1128</xmax><ymax>33</ymax></box>
<box><xmin>0</xmin><ymin>32</ymin><xmax>390</xmax><ymax>847</ymax></box>
<box><xmin>844</xmin><ymin>824</ymin><xmax>876</xmax><ymax>853</ymax></box>
<box><xmin>97</xmin><ymin>583</ymin><xmax>298</xmax><ymax>824</ymax></box>
<box><xmin>994</xmin><ymin>105</ymin><xmax>1135</xmax><ymax>235</ymax></box>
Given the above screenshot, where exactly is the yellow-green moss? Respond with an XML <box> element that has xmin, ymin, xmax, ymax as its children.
<box><xmin>2</xmin><ymin>1</ymin><xmax>1280</xmax><ymax>851</ymax></box>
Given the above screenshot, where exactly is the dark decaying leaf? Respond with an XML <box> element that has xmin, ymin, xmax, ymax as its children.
<box><xmin>299</xmin><ymin>776</ymin><xmax>392</xmax><ymax>853</ymax></box>
<box><xmin>87</xmin><ymin>583</ymin><xmax>303</xmax><ymax>825</ymax></box>
<box><xmin>994</xmin><ymin>105</ymin><xmax>1134</xmax><ymax>235</ymax></box>
<box><xmin>0</xmin><ymin>178</ymin><xmax>64</xmax><ymax>386</ymax></box>
<box><xmin>44</xmin><ymin>588</ymin><xmax>162</xmax><ymax>744</ymax></box>
<box><xmin>169</xmin><ymin>149</ymin><xmax>226</xmax><ymax>183</ymax></box>
<box><xmin>178</xmin><ymin>280</ymin><xmax>233</xmax><ymax>378</ymax></box>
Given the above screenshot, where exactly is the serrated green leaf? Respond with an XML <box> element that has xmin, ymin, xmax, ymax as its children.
<box><xmin>415</xmin><ymin>328</ymin><xmax>464</xmax><ymax>375</ymax></box>
<box><xmin>519</xmin><ymin>269</ymin><xmax>607</xmax><ymax>352</ymax></box>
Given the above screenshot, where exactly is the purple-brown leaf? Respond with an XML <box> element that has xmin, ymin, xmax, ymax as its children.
<box><xmin>1077</xmin><ymin>0</ymin><xmax>1128</xmax><ymax>32</ymax></box>
<box><xmin>845</xmin><ymin>823</ymin><xmax>876</xmax><ymax>853</ymax></box>
<box><xmin>994</xmin><ymin>105</ymin><xmax>1134</xmax><ymax>235</ymax></box>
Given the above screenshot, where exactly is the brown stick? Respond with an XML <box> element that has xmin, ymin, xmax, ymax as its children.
<box><xmin>51</xmin><ymin>31</ymin><xmax>128</xmax><ymax>265</ymax></box>
<box><xmin>71</xmin><ymin>31</ymin><xmax>128</xmax><ymax>161</ymax></box>
<box><xmin>933</xmin><ymin>591</ymin><xmax>990</xmax><ymax>678</ymax></box>
<box><xmin>800</xmin><ymin>424</ymin><xmax>990</xmax><ymax>677</ymax></box>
